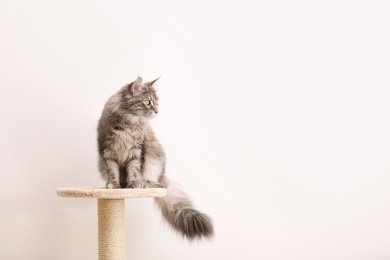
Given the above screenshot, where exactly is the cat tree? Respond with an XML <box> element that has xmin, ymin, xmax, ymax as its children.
<box><xmin>57</xmin><ymin>187</ymin><xmax>167</xmax><ymax>260</ymax></box>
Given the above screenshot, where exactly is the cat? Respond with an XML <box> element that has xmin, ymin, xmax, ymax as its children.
<box><xmin>97</xmin><ymin>76</ymin><xmax>213</xmax><ymax>240</ymax></box>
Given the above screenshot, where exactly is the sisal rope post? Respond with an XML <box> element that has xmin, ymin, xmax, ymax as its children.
<box><xmin>57</xmin><ymin>187</ymin><xmax>167</xmax><ymax>260</ymax></box>
<box><xmin>98</xmin><ymin>199</ymin><xmax>125</xmax><ymax>260</ymax></box>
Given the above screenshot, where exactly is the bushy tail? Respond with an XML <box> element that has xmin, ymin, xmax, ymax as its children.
<box><xmin>155</xmin><ymin>180</ymin><xmax>214</xmax><ymax>240</ymax></box>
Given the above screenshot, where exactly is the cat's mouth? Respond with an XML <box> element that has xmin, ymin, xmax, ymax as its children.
<box><xmin>148</xmin><ymin>112</ymin><xmax>158</xmax><ymax>118</ymax></box>
<box><xmin>150</xmin><ymin>108</ymin><xmax>158</xmax><ymax>117</ymax></box>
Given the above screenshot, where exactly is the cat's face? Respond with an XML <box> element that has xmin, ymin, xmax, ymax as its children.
<box><xmin>122</xmin><ymin>76</ymin><xmax>160</xmax><ymax>119</ymax></box>
<box><xmin>132</xmin><ymin>88</ymin><xmax>159</xmax><ymax>119</ymax></box>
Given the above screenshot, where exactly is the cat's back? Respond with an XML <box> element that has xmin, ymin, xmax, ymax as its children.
<box><xmin>97</xmin><ymin>92</ymin><xmax>124</xmax><ymax>153</ymax></box>
<box><xmin>99</xmin><ymin>91</ymin><xmax>122</xmax><ymax>124</ymax></box>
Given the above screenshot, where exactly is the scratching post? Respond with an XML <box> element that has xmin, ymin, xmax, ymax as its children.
<box><xmin>98</xmin><ymin>199</ymin><xmax>125</xmax><ymax>260</ymax></box>
<box><xmin>57</xmin><ymin>187</ymin><xmax>167</xmax><ymax>260</ymax></box>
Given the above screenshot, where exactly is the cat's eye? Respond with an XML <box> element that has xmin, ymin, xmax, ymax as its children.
<box><xmin>144</xmin><ymin>100</ymin><xmax>151</xmax><ymax>106</ymax></box>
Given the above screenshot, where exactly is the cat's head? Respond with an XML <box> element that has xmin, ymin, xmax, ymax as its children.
<box><xmin>121</xmin><ymin>76</ymin><xmax>160</xmax><ymax>119</ymax></box>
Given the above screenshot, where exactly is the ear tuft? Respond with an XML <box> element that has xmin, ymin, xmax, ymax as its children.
<box><xmin>129</xmin><ymin>76</ymin><xmax>143</xmax><ymax>96</ymax></box>
<box><xmin>148</xmin><ymin>76</ymin><xmax>161</xmax><ymax>87</ymax></box>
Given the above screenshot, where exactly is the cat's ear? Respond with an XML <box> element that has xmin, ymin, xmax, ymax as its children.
<box><xmin>129</xmin><ymin>76</ymin><xmax>143</xmax><ymax>96</ymax></box>
<box><xmin>148</xmin><ymin>76</ymin><xmax>161</xmax><ymax>87</ymax></box>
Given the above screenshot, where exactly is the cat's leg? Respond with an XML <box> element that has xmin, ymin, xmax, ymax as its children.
<box><xmin>126</xmin><ymin>159</ymin><xmax>143</xmax><ymax>188</ymax></box>
<box><xmin>142</xmin><ymin>154</ymin><xmax>165</xmax><ymax>188</ymax></box>
<box><xmin>141</xmin><ymin>128</ymin><xmax>166</xmax><ymax>188</ymax></box>
<box><xmin>104</xmin><ymin>159</ymin><xmax>121</xmax><ymax>189</ymax></box>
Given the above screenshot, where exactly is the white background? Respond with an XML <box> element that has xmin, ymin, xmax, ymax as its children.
<box><xmin>1</xmin><ymin>1</ymin><xmax>390</xmax><ymax>259</ymax></box>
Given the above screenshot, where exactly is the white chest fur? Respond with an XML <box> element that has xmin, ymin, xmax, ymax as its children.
<box><xmin>110</xmin><ymin>128</ymin><xmax>143</xmax><ymax>164</ymax></box>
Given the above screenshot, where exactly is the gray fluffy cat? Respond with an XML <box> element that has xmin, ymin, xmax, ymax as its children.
<box><xmin>97</xmin><ymin>76</ymin><xmax>213</xmax><ymax>240</ymax></box>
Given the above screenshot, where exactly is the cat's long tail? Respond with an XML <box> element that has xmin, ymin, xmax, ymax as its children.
<box><xmin>154</xmin><ymin>180</ymin><xmax>214</xmax><ymax>240</ymax></box>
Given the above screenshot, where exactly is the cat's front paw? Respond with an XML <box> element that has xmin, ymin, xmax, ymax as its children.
<box><xmin>144</xmin><ymin>181</ymin><xmax>164</xmax><ymax>188</ymax></box>
<box><xmin>126</xmin><ymin>181</ymin><xmax>142</xmax><ymax>189</ymax></box>
<box><xmin>106</xmin><ymin>182</ymin><xmax>120</xmax><ymax>189</ymax></box>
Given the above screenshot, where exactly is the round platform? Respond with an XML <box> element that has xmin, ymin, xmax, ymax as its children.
<box><xmin>57</xmin><ymin>186</ymin><xmax>167</xmax><ymax>199</ymax></box>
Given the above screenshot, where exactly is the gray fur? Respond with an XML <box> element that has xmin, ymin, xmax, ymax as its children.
<box><xmin>97</xmin><ymin>76</ymin><xmax>214</xmax><ymax>240</ymax></box>
<box><xmin>155</xmin><ymin>181</ymin><xmax>214</xmax><ymax>240</ymax></box>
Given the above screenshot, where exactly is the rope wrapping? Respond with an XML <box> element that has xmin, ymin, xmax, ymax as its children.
<box><xmin>98</xmin><ymin>199</ymin><xmax>125</xmax><ymax>260</ymax></box>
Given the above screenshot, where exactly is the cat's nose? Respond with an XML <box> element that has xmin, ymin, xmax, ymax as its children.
<box><xmin>153</xmin><ymin>108</ymin><xmax>158</xmax><ymax>114</ymax></box>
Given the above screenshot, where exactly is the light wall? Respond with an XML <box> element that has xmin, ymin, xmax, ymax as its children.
<box><xmin>1</xmin><ymin>1</ymin><xmax>390</xmax><ymax>259</ymax></box>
